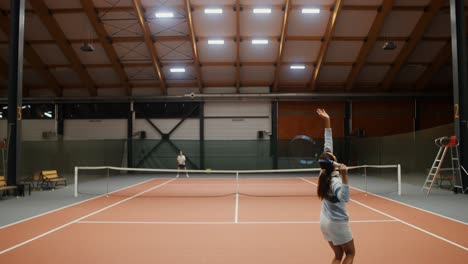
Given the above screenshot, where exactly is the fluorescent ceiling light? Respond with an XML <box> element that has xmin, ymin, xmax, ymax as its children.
<box><xmin>155</xmin><ymin>12</ymin><xmax>174</xmax><ymax>18</ymax></box>
<box><xmin>44</xmin><ymin>112</ymin><xmax>52</xmax><ymax>118</ymax></box>
<box><xmin>204</xmin><ymin>8</ymin><xmax>223</xmax><ymax>14</ymax></box>
<box><xmin>290</xmin><ymin>65</ymin><xmax>306</xmax><ymax>70</ymax></box>
<box><xmin>302</xmin><ymin>8</ymin><xmax>320</xmax><ymax>14</ymax></box>
<box><xmin>252</xmin><ymin>39</ymin><xmax>268</xmax><ymax>45</ymax></box>
<box><xmin>170</xmin><ymin>68</ymin><xmax>186</xmax><ymax>73</ymax></box>
<box><xmin>208</xmin><ymin>39</ymin><xmax>225</xmax><ymax>45</ymax></box>
<box><xmin>253</xmin><ymin>8</ymin><xmax>271</xmax><ymax>14</ymax></box>
<box><xmin>2</xmin><ymin>106</ymin><xmax>7</xmax><ymax>109</ymax></box>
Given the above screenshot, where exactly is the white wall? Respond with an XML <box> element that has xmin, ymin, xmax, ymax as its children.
<box><xmin>134</xmin><ymin>119</ymin><xmax>200</xmax><ymax>140</ymax></box>
<box><xmin>204</xmin><ymin>102</ymin><xmax>271</xmax><ymax>140</ymax></box>
<box><xmin>0</xmin><ymin>119</ymin><xmax>56</xmax><ymax>141</ymax></box>
<box><xmin>0</xmin><ymin>101</ymin><xmax>272</xmax><ymax>141</ymax></box>
<box><xmin>23</xmin><ymin>120</ymin><xmax>56</xmax><ymax>140</ymax></box>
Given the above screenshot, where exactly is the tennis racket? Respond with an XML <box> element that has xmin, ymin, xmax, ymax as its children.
<box><xmin>288</xmin><ymin>135</ymin><xmax>322</xmax><ymax>169</ymax></box>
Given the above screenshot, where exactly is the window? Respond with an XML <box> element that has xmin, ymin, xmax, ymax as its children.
<box><xmin>63</xmin><ymin>103</ymin><xmax>129</xmax><ymax>119</ymax></box>
<box><xmin>0</xmin><ymin>104</ymin><xmax>55</xmax><ymax>119</ymax></box>
<box><xmin>135</xmin><ymin>102</ymin><xmax>199</xmax><ymax>118</ymax></box>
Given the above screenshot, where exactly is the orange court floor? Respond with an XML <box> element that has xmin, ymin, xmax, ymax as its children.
<box><xmin>0</xmin><ymin>177</ymin><xmax>467</xmax><ymax>264</ymax></box>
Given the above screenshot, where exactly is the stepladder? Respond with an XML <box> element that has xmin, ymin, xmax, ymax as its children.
<box><xmin>423</xmin><ymin>136</ymin><xmax>465</xmax><ymax>196</ymax></box>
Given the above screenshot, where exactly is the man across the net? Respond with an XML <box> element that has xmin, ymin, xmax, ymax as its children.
<box><xmin>176</xmin><ymin>150</ymin><xmax>189</xmax><ymax>178</ymax></box>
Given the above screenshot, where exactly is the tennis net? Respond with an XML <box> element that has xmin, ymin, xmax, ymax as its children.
<box><xmin>74</xmin><ymin>165</ymin><xmax>401</xmax><ymax>198</ymax></box>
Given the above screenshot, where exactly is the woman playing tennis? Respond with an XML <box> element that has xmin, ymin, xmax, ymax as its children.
<box><xmin>316</xmin><ymin>108</ymin><xmax>355</xmax><ymax>264</ymax></box>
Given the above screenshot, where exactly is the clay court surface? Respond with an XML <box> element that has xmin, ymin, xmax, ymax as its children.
<box><xmin>1</xmin><ymin>177</ymin><xmax>467</xmax><ymax>263</ymax></box>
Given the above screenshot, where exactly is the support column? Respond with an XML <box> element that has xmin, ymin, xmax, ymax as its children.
<box><xmin>56</xmin><ymin>104</ymin><xmax>64</xmax><ymax>137</ymax></box>
<box><xmin>271</xmin><ymin>101</ymin><xmax>278</xmax><ymax>169</ymax></box>
<box><xmin>7</xmin><ymin>0</ymin><xmax>25</xmax><ymax>185</ymax></box>
<box><xmin>450</xmin><ymin>0</ymin><xmax>468</xmax><ymax>192</ymax></box>
<box><xmin>127</xmin><ymin>102</ymin><xmax>134</xmax><ymax>168</ymax></box>
<box><xmin>199</xmin><ymin>102</ymin><xmax>205</xmax><ymax>169</ymax></box>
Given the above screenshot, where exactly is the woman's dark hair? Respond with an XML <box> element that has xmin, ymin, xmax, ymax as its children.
<box><xmin>317</xmin><ymin>152</ymin><xmax>337</xmax><ymax>200</ymax></box>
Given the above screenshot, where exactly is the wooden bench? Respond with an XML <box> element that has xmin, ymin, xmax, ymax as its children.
<box><xmin>0</xmin><ymin>176</ymin><xmax>17</xmax><ymax>197</ymax></box>
<box><xmin>40</xmin><ymin>170</ymin><xmax>67</xmax><ymax>189</ymax></box>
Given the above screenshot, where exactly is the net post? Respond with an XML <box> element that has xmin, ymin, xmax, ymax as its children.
<box><xmin>397</xmin><ymin>164</ymin><xmax>401</xmax><ymax>196</ymax></box>
<box><xmin>74</xmin><ymin>166</ymin><xmax>78</xmax><ymax>197</ymax></box>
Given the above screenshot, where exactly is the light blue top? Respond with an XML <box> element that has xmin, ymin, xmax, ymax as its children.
<box><xmin>321</xmin><ymin>128</ymin><xmax>350</xmax><ymax>222</ymax></box>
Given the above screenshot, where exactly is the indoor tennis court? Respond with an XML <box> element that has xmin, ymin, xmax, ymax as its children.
<box><xmin>1</xmin><ymin>0</ymin><xmax>468</xmax><ymax>263</ymax></box>
<box><xmin>0</xmin><ymin>172</ymin><xmax>467</xmax><ymax>263</ymax></box>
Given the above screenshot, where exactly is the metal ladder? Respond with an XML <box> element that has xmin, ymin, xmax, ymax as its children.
<box><xmin>422</xmin><ymin>136</ymin><xmax>464</xmax><ymax>196</ymax></box>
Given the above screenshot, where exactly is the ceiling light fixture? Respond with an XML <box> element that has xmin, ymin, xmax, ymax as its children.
<box><xmin>155</xmin><ymin>12</ymin><xmax>174</xmax><ymax>18</ymax></box>
<box><xmin>252</xmin><ymin>39</ymin><xmax>268</xmax><ymax>45</ymax></box>
<box><xmin>170</xmin><ymin>68</ymin><xmax>186</xmax><ymax>73</ymax></box>
<box><xmin>302</xmin><ymin>8</ymin><xmax>320</xmax><ymax>14</ymax></box>
<box><xmin>290</xmin><ymin>65</ymin><xmax>306</xmax><ymax>70</ymax></box>
<box><xmin>253</xmin><ymin>8</ymin><xmax>271</xmax><ymax>14</ymax></box>
<box><xmin>382</xmin><ymin>41</ymin><xmax>397</xmax><ymax>50</ymax></box>
<box><xmin>208</xmin><ymin>39</ymin><xmax>225</xmax><ymax>45</ymax></box>
<box><xmin>204</xmin><ymin>8</ymin><xmax>223</xmax><ymax>14</ymax></box>
<box><xmin>80</xmin><ymin>42</ymin><xmax>95</xmax><ymax>52</ymax></box>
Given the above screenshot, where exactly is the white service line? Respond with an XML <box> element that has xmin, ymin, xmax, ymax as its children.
<box><xmin>76</xmin><ymin>220</ymin><xmax>398</xmax><ymax>225</ymax></box>
<box><xmin>300</xmin><ymin>177</ymin><xmax>468</xmax><ymax>252</ymax></box>
<box><xmin>0</xmin><ymin>178</ymin><xmax>176</xmax><ymax>255</ymax></box>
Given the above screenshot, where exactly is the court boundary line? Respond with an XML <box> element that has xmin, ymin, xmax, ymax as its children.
<box><xmin>350</xmin><ymin>185</ymin><xmax>468</xmax><ymax>225</ymax></box>
<box><xmin>76</xmin><ymin>219</ymin><xmax>398</xmax><ymax>225</ymax></box>
<box><xmin>0</xmin><ymin>178</ymin><xmax>160</xmax><ymax>230</ymax></box>
<box><xmin>0</xmin><ymin>178</ymin><xmax>176</xmax><ymax>255</ymax></box>
<box><xmin>302</xmin><ymin>176</ymin><xmax>468</xmax><ymax>225</ymax></box>
<box><xmin>300</xmin><ymin>178</ymin><xmax>468</xmax><ymax>251</ymax></box>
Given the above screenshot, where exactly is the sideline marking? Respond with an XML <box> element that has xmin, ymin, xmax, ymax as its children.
<box><xmin>0</xmin><ymin>178</ymin><xmax>160</xmax><ymax>230</ymax></box>
<box><xmin>0</xmin><ymin>179</ymin><xmax>176</xmax><ymax>255</ymax></box>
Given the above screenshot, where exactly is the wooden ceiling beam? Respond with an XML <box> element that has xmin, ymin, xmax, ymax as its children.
<box><xmin>131</xmin><ymin>0</ymin><xmax>167</xmax><ymax>95</ymax></box>
<box><xmin>29</xmin><ymin>0</ymin><xmax>96</xmax><ymax>96</ymax></box>
<box><xmin>345</xmin><ymin>0</ymin><xmax>393</xmax><ymax>92</ymax></box>
<box><xmin>415</xmin><ymin>41</ymin><xmax>451</xmax><ymax>90</ymax></box>
<box><xmin>9</xmin><ymin>35</ymin><xmax>451</xmax><ymax>46</ymax></box>
<box><xmin>272</xmin><ymin>0</ymin><xmax>291</xmax><ymax>93</ymax></box>
<box><xmin>185</xmin><ymin>0</ymin><xmax>203</xmax><ymax>94</ymax></box>
<box><xmin>308</xmin><ymin>0</ymin><xmax>344</xmax><ymax>91</ymax></box>
<box><xmin>380</xmin><ymin>0</ymin><xmax>445</xmax><ymax>91</ymax></box>
<box><xmin>35</xmin><ymin>60</ymin><xmax>433</xmax><ymax>70</ymax></box>
<box><xmin>21</xmin><ymin>4</ymin><xmax>450</xmax><ymax>15</ymax></box>
<box><xmin>0</xmin><ymin>12</ymin><xmax>62</xmax><ymax>96</ymax></box>
<box><xmin>80</xmin><ymin>0</ymin><xmax>131</xmax><ymax>96</ymax></box>
<box><xmin>416</xmin><ymin>19</ymin><xmax>468</xmax><ymax>91</ymax></box>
